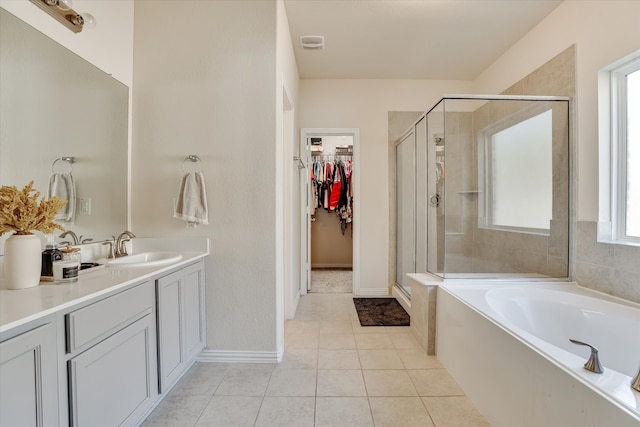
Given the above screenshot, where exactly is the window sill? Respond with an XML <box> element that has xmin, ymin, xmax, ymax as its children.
<box><xmin>596</xmin><ymin>221</ymin><xmax>640</xmax><ymax>247</ymax></box>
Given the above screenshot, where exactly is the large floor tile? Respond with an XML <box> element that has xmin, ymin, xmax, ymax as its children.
<box><xmin>285</xmin><ymin>332</ymin><xmax>320</xmax><ymax>349</ymax></box>
<box><xmin>214</xmin><ymin>366</ymin><xmax>273</xmax><ymax>396</ymax></box>
<box><xmin>195</xmin><ymin>396</ymin><xmax>262</xmax><ymax>427</ymax></box>
<box><xmin>354</xmin><ymin>333</ymin><xmax>394</xmax><ymax>349</ymax></box>
<box><xmin>408</xmin><ymin>369</ymin><xmax>465</xmax><ymax>397</ymax></box>
<box><xmin>319</xmin><ymin>333</ymin><xmax>357</xmax><ymax>349</ymax></box>
<box><xmin>276</xmin><ymin>348</ymin><xmax>318</xmax><ymax>370</ymax></box>
<box><xmin>357</xmin><ymin>349</ymin><xmax>404</xmax><ymax>369</ymax></box>
<box><xmin>320</xmin><ymin>320</ymin><xmax>354</xmax><ymax>335</ymax></box>
<box><xmin>317</xmin><ymin>369</ymin><xmax>367</xmax><ymax>396</ymax></box>
<box><xmin>422</xmin><ymin>396</ymin><xmax>491</xmax><ymax>427</ymax></box>
<box><xmin>384</xmin><ymin>326</ymin><xmax>412</xmax><ymax>334</ymax></box>
<box><xmin>397</xmin><ymin>349</ymin><xmax>443</xmax><ymax>369</ymax></box>
<box><xmin>285</xmin><ymin>320</ymin><xmax>320</xmax><ymax>335</ymax></box>
<box><xmin>265</xmin><ymin>369</ymin><xmax>317</xmax><ymax>396</ymax></box>
<box><xmin>369</xmin><ymin>396</ymin><xmax>435</xmax><ymax>427</ymax></box>
<box><xmin>254</xmin><ymin>396</ymin><xmax>315</xmax><ymax>427</ymax></box>
<box><xmin>351</xmin><ymin>321</ymin><xmax>385</xmax><ymax>334</ymax></box>
<box><xmin>169</xmin><ymin>363</ymin><xmax>228</xmax><ymax>396</ymax></box>
<box><xmin>362</xmin><ymin>370</ymin><xmax>418</xmax><ymax>397</ymax></box>
<box><xmin>318</xmin><ymin>349</ymin><xmax>361</xmax><ymax>369</ymax></box>
<box><xmin>389</xmin><ymin>333</ymin><xmax>422</xmax><ymax>350</ymax></box>
<box><xmin>315</xmin><ymin>397</ymin><xmax>374</xmax><ymax>427</ymax></box>
<box><xmin>141</xmin><ymin>394</ymin><xmax>210</xmax><ymax>427</ymax></box>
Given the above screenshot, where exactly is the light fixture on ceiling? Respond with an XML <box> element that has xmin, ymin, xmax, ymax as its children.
<box><xmin>300</xmin><ymin>35</ymin><xmax>325</xmax><ymax>50</ymax></box>
<box><xmin>28</xmin><ymin>0</ymin><xmax>96</xmax><ymax>33</ymax></box>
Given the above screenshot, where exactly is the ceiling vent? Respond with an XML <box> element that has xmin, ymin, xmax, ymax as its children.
<box><xmin>300</xmin><ymin>35</ymin><xmax>324</xmax><ymax>50</ymax></box>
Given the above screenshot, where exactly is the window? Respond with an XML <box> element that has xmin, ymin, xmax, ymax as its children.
<box><xmin>479</xmin><ymin>108</ymin><xmax>553</xmax><ymax>234</ymax></box>
<box><xmin>599</xmin><ymin>52</ymin><xmax>640</xmax><ymax>244</ymax></box>
<box><xmin>626</xmin><ymin>67</ymin><xmax>640</xmax><ymax>238</ymax></box>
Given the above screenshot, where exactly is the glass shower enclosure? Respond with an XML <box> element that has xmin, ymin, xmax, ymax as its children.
<box><xmin>424</xmin><ymin>95</ymin><xmax>571</xmax><ymax>279</ymax></box>
<box><xmin>394</xmin><ymin>95</ymin><xmax>570</xmax><ymax>295</ymax></box>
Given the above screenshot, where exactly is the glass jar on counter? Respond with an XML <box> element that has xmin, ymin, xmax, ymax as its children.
<box><xmin>54</xmin><ymin>246</ymin><xmax>81</xmax><ymax>283</ymax></box>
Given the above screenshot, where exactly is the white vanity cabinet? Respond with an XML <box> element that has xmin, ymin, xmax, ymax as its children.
<box><xmin>156</xmin><ymin>260</ymin><xmax>206</xmax><ymax>392</ymax></box>
<box><xmin>65</xmin><ymin>280</ymin><xmax>158</xmax><ymax>427</ymax></box>
<box><xmin>0</xmin><ymin>249</ymin><xmax>208</xmax><ymax>426</ymax></box>
<box><xmin>0</xmin><ymin>318</ymin><xmax>59</xmax><ymax>427</ymax></box>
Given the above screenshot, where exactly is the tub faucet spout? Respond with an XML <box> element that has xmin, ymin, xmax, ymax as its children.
<box><xmin>569</xmin><ymin>339</ymin><xmax>603</xmax><ymax>374</ymax></box>
<box><xmin>632</xmin><ymin>367</ymin><xmax>640</xmax><ymax>392</ymax></box>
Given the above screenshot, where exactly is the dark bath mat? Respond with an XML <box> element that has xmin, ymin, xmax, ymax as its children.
<box><xmin>353</xmin><ymin>298</ymin><xmax>410</xmax><ymax>326</ymax></box>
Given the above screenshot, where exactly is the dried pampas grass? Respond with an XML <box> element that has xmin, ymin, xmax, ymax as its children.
<box><xmin>0</xmin><ymin>181</ymin><xmax>67</xmax><ymax>236</ymax></box>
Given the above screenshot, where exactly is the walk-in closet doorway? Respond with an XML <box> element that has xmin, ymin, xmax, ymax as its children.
<box><xmin>300</xmin><ymin>128</ymin><xmax>360</xmax><ymax>296</ymax></box>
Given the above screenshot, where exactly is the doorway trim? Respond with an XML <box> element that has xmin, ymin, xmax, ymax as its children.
<box><xmin>300</xmin><ymin>128</ymin><xmax>361</xmax><ymax>295</ymax></box>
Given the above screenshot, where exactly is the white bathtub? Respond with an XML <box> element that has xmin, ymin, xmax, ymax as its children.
<box><xmin>436</xmin><ymin>282</ymin><xmax>640</xmax><ymax>427</ymax></box>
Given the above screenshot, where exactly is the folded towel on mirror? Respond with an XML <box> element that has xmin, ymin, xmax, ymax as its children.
<box><xmin>174</xmin><ymin>171</ymin><xmax>209</xmax><ymax>227</ymax></box>
<box><xmin>48</xmin><ymin>173</ymin><xmax>76</xmax><ymax>223</ymax></box>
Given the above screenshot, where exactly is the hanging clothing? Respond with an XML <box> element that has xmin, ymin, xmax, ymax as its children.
<box><xmin>310</xmin><ymin>156</ymin><xmax>354</xmax><ymax>234</ymax></box>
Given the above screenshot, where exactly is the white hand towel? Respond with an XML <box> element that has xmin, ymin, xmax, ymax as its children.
<box><xmin>48</xmin><ymin>173</ymin><xmax>76</xmax><ymax>223</ymax></box>
<box><xmin>174</xmin><ymin>171</ymin><xmax>209</xmax><ymax>227</ymax></box>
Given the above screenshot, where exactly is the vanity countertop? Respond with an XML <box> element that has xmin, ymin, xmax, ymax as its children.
<box><xmin>0</xmin><ymin>238</ymin><xmax>209</xmax><ymax>334</ymax></box>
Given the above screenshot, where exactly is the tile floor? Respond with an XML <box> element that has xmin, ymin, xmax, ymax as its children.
<box><xmin>142</xmin><ymin>293</ymin><xmax>490</xmax><ymax>426</ymax></box>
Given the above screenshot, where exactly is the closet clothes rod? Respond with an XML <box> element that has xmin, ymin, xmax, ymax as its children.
<box><xmin>312</xmin><ymin>153</ymin><xmax>353</xmax><ymax>158</ymax></box>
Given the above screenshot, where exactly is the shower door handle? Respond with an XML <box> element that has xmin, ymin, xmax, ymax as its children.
<box><xmin>429</xmin><ymin>193</ymin><xmax>440</xmax><ymax>207</ymax></box>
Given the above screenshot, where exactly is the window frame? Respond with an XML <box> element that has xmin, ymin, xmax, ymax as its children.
<box><xmin>477</xmin><ymin>104</ymin><xmax>554</xmax><ymax>236</ymax></box>
<box><xmin>599</xmin><ymin>52</ymin><xmax>640</xmax><ymax>245</ymax></box>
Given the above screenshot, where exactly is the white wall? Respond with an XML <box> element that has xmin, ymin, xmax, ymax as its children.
<box><xmin>132</xmin><ymin>0</ymin><xmax>298</xmax><ymax>359</ymax></box>
<box><xmin>299</xmin><ymin>80</ymin><xmax>473</xmax><ymax>294</ymax></box>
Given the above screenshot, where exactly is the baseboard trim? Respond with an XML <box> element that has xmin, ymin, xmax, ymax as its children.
<box><xmin>354</xmin><ymin>287</ymin><xmax>391</xmax><ymax>297</ymax></box>
<box><xmin>197</xmin><ymin>349</ymin><xmax>283</xmax><ymax>363</ymax></box>
<box><xmin>311</xmin><ymin>264</ymin><xmax>353</xmax><ymax>269</ymax></box>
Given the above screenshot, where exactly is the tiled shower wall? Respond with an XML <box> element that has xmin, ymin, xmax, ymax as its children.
<box><xmin>441</xmin><ymin>46</ymin><xmax>574</xmax><ymax>277</ymax></box>
<box><xmin>575</xmin><ymin>222</ymin><xmax>640</xmax><ymax>303</ymax></box>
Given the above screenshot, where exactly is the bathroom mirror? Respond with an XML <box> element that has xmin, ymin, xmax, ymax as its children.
<box><xmin>0</xmin><ymin>8</ymin><xmax>128</xmax><ymax>247</ymax></box>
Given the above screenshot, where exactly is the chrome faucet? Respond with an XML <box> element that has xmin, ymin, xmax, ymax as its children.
<box><xmin>569</xmin><ymin>339</ymin><xmax>603</xmax><ymax>374</ymax></box>
<box><xmin>102</xmin><ymin>238</ymin><xmax>116</xmax><ymax>259</ymax></box>
<box><xmin>115</xmin><ymin>231</ymin><xmax>136</xmax><ymax>257</ymax></box>
<box><xmin>59</xmin><ymin>230</ymin><xmax>79</xmax><ymax>245</ymax></box>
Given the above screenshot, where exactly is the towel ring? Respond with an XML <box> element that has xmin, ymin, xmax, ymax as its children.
<box><xmin>51</xmin><ymin>157</ymin><xmax>75</xmax><ymax>174</ymax></box>
<box><xmin>182</xmin><ymin>155</ymin><xmax>204</xmax><ymax>172</ymax></box>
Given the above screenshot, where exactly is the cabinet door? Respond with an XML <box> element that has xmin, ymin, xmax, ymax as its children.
<box><xmin>183</xmin><ymin>262</ymin><xmax>206</xmax><ymax>362</ymax></box>
<box><xmin>157</xmin><ymin>269</ymin><xmax>184</xmax><ymax>392</ymax></box>
<box><xmin>157</xmin><ymin>262</ymin><xmax>206</xmax><ymax>392</ymax></box>
<box><xmin>0</xmin><ymin>323</ymin><xmax>58</xmax><ymax>427</ymax></box>
<box><xmin>68</xmin><ymin>315</ymin><xmax>157</xmax><ymax>427</ymax></box>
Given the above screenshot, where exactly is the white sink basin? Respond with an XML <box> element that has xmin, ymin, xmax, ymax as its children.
<box><xmin>106</xmin><ymin>252</ymin><xmax>183</xmax><ymax>268</ymax></box>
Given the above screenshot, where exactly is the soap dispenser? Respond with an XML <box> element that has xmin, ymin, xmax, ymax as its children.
<box><xmin>40</xmin><ymin>234</ymin><xmax>62</xmax><ymax>282</ymax></box>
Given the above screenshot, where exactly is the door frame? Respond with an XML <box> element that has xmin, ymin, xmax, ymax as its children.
<box><xmin>300</xmin><ymin>128</ymin><xmax>360</xmax><ymax>295</ymax></box>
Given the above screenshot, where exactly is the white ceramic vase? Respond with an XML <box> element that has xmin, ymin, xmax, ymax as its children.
<box><xmin>4</xmin><ymin>233</ymin><xmax>42</xmax><ymax>290</ymax></box>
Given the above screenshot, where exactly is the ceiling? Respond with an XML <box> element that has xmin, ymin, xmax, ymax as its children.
<box><xmin>283</xmin><ymin>0</ymin><xmax>563</xmax><ymax>80</ymax></box>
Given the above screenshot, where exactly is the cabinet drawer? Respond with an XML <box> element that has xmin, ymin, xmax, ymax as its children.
<box><xmin>66</xmin><ymin>281</ymin><xmax>153</xmax><ymax>353</ymax></box>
